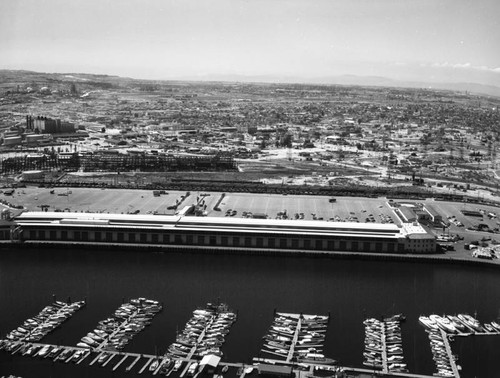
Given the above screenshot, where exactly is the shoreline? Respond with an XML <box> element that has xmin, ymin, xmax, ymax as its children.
<box><xmin>2</xmin><ymin>240</ymin><xmax>500</xmax><ymax>270</ymax></box>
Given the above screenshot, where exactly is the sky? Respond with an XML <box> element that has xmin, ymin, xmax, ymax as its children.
<box><xmin>1</xmin><ymin>0</ymin><xmax>500</xmax><ymax>86</ymax></box>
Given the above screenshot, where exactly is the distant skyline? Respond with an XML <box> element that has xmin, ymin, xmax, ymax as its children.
<box><xmin>1</xmin><ymin>0</ymin><xmax>500</xmax><ymax>87</ymax></box>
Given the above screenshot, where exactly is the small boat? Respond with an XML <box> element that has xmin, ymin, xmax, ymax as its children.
<box><xmin>297</xmin><ymin>353</ymin><xmax>336</xmax><ymax>365</ymax></box>
<box><xmin>384</xmin><ymin>314</ymin><xmax>406</xmax><ymax>322</ymax></box>
<box><xmin>490</xmin><ymin>321</ymin><xmax>500</xmax><ymax>332</ymax></box>
<box><xmin>37</xmin><ymin>345</ymin><xmax>51</xmax><ymax>357</ymax></box>
<box><xmin>173</xmin><ymin>359</ymin><xmax>183</xmax><ymax>371</ymax></box>
<box><xmin>419</xmin><ymin>316</ymin><xmax>439</xmax><ymax>331</ymax></box>
<box><xmin>429</xmin><ymin>315</ymin><xmax>457</xmax><ymax>334</ymax></box>
<box><xmin>149</xmin><ymin>358</ymin><xmax>160</xmax><ymax>372</ymax></box>
<box><xmin>98</xmin><ymin>353</ymin><xmax>109</xmax><ymax>364</ymax></box>
<box><xmin>483</xmin><ymin>323</ymin><xmax>495</xmax><ymax>333</ymax></box>
<box><xmin>187</xmin><ymin>362</ymin><xmax>198</xmax><ymax>376</ymax></box>
<box><xmin>457</xmin><ymin>314</ymin><xmax>484</xmax><ymax>333</ymax></box>
<box><xmin>446</xmin><ymin>315</ymin><xmax>468</xmax><ymax>333</ymax></box>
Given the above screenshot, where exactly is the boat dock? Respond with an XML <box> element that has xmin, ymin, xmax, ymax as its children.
<box><xmin>418</xmin><ymin>313</ymin><xmax>500</xmax><ymax>378</ymax></box>
<box><xmin>12</xmin><ymin>304</ymin><xmax>500</xmax><ymax>378</ymax></box>
<box><xmin>440</xmin><ymin>329</ymin><xmax>460</xmax><ymax>378</ymax></box>
<box><xmin>3</xmin><ymin>299</ymin><xmax>86</xmax><ymax>344</ymax></box>
<box><xmin>79</xmin><ymin>297</ymin><xmax>162</xmax><ymax>352</ymax></box>
<box><xmin>286</xmin><ymin>314</ymin><xmax>302</xmax><ymax>362</ymax></box>
<box><xmin>380</xmin><ymin>321</ymin><xmax>388</xmax><ymax>373</ymax></box>
<box><xmin>166</xmin><ymin>301</ymin><xmax>237</xmax><ymax>374</ymax></box>
<box><xmin>363</xmin><ymin>315</ymin><xmax>406</xmax><ymax>374</ymax></box>
<box><xmin>1</xmin><ymin>330</ymin><xmax>463</xmax><ymax>378</ymax></box>
<box><xmin>252</xmin><ymin>357</ymin><xmax>440</xmax><ymax>378</ymax></box>
<box><xmin>260</xmin><ymin>311</ymin><xmax>330</xmax><ymax>365</ymax></box>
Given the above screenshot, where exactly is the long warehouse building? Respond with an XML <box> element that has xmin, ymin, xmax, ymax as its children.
<box><xmin>11</xmin><ymin>211</ymin><xmax>437</xmax><ymax>254</ymax></box>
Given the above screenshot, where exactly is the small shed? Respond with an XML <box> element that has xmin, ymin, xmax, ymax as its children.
<box><xmin>257</xmin><ymin>364</ymin><xmax>293</xmax><ymax>377</ymax></box>
<box><xmin>200</xmin><ymin>354</ymin><xmax>221</xmax><ymax>374</ymax></box>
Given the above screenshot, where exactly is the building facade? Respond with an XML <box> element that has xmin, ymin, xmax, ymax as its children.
<box><xmin>13</xmin><ymin>212</ymin><xmax>437</xmax><ymax>254</ymax></box>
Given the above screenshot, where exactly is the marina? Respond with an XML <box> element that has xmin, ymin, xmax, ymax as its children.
<box><xmin>362</xmin><ymin>315</ymin><xmax>406</xmax><ymax>374</ymax></box>
<box><xmin>418</xmin><ymin>313</ymin><xmax>500</xmax><ymax>378</ymax></box>
<box><xmin>77</xmin><ymin>297</ymin><xmax>162</xmax><ymax>352</ymax></box>
<box><xmin>166</xmin><ymin>302</ymin><xmax>237</xmax><ymax>361</ymax></box>
<box><xmin>2</xmin><ymin>248</ymin><xmax>500</xmax><ymax>378</ymax></box>
<box><xmin>2</xmin><ymin>303</ymin><xmax>500</xmax><ymax>378</ymax></box>
<box><xmin>260</xmin><ymin>311</ymin><xmax>332</xmax><ymax>365</ymax></box>
<box><xmin>3</xmin><ymin>299</ymin><xmax>86</xmax><ymax>344</ymax></box>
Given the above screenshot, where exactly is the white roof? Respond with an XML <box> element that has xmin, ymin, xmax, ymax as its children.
<box><xmin>200</xmin><ymin>354</ymin><xmax>221</xmax><ymax>367</ymax></box>
<box><xmin>15</xmin><ymin>211</ymin><xmax>414</xmax><ymax>239</ymax></box>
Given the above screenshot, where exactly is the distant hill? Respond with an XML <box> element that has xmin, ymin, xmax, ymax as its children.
<box><xmin>173</xmin><ymin>72</ymin><xmax>500</xmax><ymax>98</ymax></box>
<box><xmin>310</xmin><ymin>75</ymin><xmax>500</xmax><ymax>98</ymax></box>
<box><xmin>1</xmin><ymin>69</ymin><xmax>499</xmax><ymax>98</ymax></box>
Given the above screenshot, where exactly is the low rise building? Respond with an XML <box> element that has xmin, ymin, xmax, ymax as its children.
<box><xmin>13</xmin><ymin>212</ymin><xmax>437</xmax><ymax>254</ymax></box>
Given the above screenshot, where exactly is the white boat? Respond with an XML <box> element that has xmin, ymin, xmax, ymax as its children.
<box><xmin>419</xmin><ymin>316</ymin><xmax>438</xmax><ymax>330</ymax></box>
<box><xmin>429</xmin><ymin>315</ymin><xmax>457</xmax><ymax>334</ymax></box>
<box><xmin>446</xmin><ymin>315</ymin><xmax>468</xmax><ymax>333</ymax></box>
<box><xmin>173</xmin><ymin>359</ymin><xmax>183</xmax><ymax>371</ymax></box>
<box><xmin>490</xmin><ymin>321</ymin><xmax>500</xmax><ymax>331</ymax></box>
<box><xmin>38</xmin><ymin>345</ymin><xmax>51</xmax><ymax>357</ymax></box>
<box><xmin>458</xmin><ymin>314</ymin><xmax>484</xmax><ymax>332</ymax></box>
<box><xmin>149</xmin><ymin>359</ymin><xmax>160</xmax><ymax>372</ymax></box>
<box><xmin>187</xmin><ymin>362</ymin><xmax>198</xmax><ymax>376</ymax></box>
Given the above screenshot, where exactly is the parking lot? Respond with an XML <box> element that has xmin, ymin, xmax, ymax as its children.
<box><xmin>2</xmin><ymin>186</ymin><xmax>500</xmax><ymax>236</ymax></box>
<box><xmin>218</xmin><ymin>193</ymin><xmax>397</xmax><ymax>224</ymax></box>
<box><xmin>1</xmin><ymin>187</ymin><xmax>410</xmax><ymax>227</ymax></box>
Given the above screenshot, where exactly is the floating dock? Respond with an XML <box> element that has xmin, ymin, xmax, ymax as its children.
<box><xmin>440</xmin><ymin>329</ymin><xmax>461</xmax><ymax>378</ymax></box>
<box><xmin>11</xmin><ymin>304</ymin><xmax>500</xmax><ymax>378</ymax></box>
<box><xmin>80</xmin><ymin>297</ymin><xmax>162</xmax><ymax>352</ymax></box>
<box><xmin>166</xmin><ymin>301</ymin><xmax>237</xmax><ymax>374</ymax></box>
<box><xmin>363</xmin><ymin>316</ymin><xmax>406</xmax><ymax>374</ymax></box>
<box><xmin>261</xmin><ymin>311</ymin><xmax>330</xmax><ymax>365</ymax></box>
<box><xmin>3</xmin><ymin>299</ymin><xmax>86</xmax><ymax>344</ymax></box>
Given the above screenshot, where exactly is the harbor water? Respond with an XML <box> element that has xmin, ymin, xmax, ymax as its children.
<box><xmin>1</xmin><ymin>247</ymin><xmax>500</xmax><ymax>378</ymax></box>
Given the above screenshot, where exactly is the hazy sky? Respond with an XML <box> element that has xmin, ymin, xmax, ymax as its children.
<box><xmin>1</xmin><ymin>0</ymin><xmax>500</xmax><ymax>85</ymax></box>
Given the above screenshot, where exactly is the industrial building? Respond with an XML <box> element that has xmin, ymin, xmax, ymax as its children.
<box><xmin>26</xmin><ymin>115</ymin><xmax>76</xmax><ymax>134</ymax></box>
<box><xmin>12</xmin><ymin>211</ymin><xmax>437</xmax><ymax>254</ymax></box>
<box><xmin>423</xmin><ymin>204</ymin><xmax>443</xmax><ymax>225</ymax></box>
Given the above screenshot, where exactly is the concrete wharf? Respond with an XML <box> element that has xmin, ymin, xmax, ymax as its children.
<box><xmin>439</xmin><ymin>329</ymin><xmax>461</xmax><ymax>378</ymax></box>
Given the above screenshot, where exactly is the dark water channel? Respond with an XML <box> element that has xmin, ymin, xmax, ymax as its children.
<box><xmin>1</xmin><ymin>247</ymin><xmax>499</xmax><ymax>377</ymax></box>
